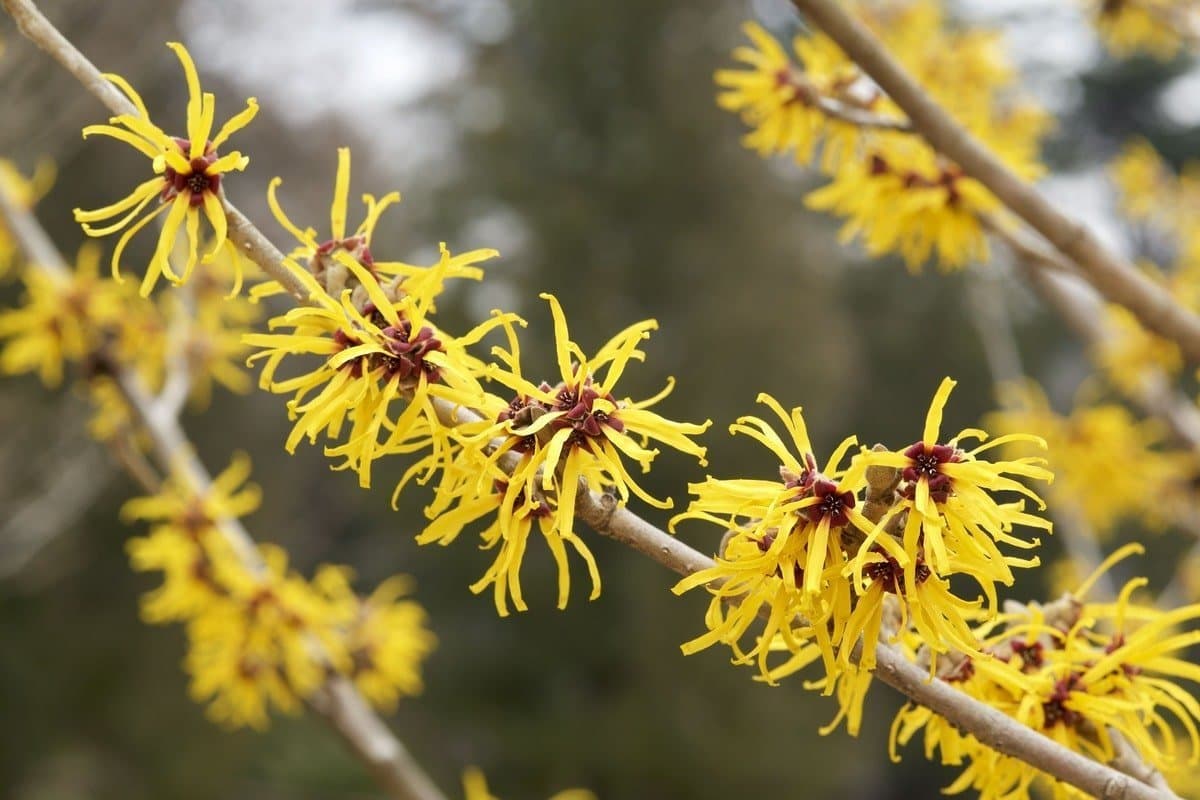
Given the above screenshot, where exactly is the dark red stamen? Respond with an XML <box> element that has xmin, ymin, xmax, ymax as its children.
<box><xmin>803</xmin><ymin>478</ymin><xmax>856</xmax><ymax>527</ymax></box>
<box><xmin>900</xmin><ymin>441</ymin><xmax>961</xmax><ymax>504</ymax></box>
<box><xmin>160</xmin><ymin>138</ymin><xmax>220</xmax><ymax>207</ymax></box>
<box><xmin>1042</xmin><ymin>674</ymin><xmax>1084</xmax><ymax>728</ymax></box>
<box><xmin>550</xmin><ymin>379</ymin><xmax>624</xmax><ymax>449</ymax></box>
<box><xmin>1011</xmin><ymin>640</ymin><xmax>1045</xmax><ymax>671</ymax></box>
<box><xmin>374</xmin><ymin>320</ymin><xmax>444</xmax><ymax>383</ymax></box>
<box><xmin>863</xmin><ymin>553</ymin><xmax>931</xmax><ymax>595</ymax></box>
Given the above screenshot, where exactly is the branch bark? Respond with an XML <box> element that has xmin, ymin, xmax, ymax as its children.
<box><xmin>789</xmin><ymin>0</ymin><xmax>1200</xmax><ymax>364</ymax></box>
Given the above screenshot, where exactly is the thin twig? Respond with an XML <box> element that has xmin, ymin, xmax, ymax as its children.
<box><xmin>781</xmin><ymin>67</ymin><xmax>912</xmax><ymax>132</ymax></box>
<box><xmin>789</xmin><ymin>0</ymin><xmax>1200</xmax><ymax>364</ymax></box>
<box><xmin>815</xmin><ymin>93</ymin><xmax>911</xmax><ymax>131</ymax></box>
<box><xmin>1110</xmin><ymin>729</ymin><xmax>1184</xmax><ymax>800</ymax></box>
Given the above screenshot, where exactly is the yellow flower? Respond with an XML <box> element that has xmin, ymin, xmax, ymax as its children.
<box><xmin>245</xmin><ymin>246</ymin><xmax>509</xmax><ymax>488</ymax></box>
<box><xmin>671</xmin><ymin>394</ymin><xmax>868</xmax><ymax>680</ymax></box>
<box><xmin>254</xmin><ymin>147</ymin><xmax>485</xmax><ymax>302</ymax></box>
<box><xmin>122</xmin><ymin>452</ymin><xmax>263</xmax><ymax>532</ymax></box>
<box><xmin>126</xmin><ymin>524</ymin><xmax>236</xmax><ymax>624</ymax></box>
<box><xmin>805</xmin><ymin>133</ymin><xmax>1000</xmax><ymax>271</ymax></box>
<box><xmin>73</xmin><ymin>42</ymin><xmax>258</xmax><ymax>296</ymax></box>
<box><xmin>985</xmin><ymin>381</ymin><xmax>1195</xmax><ymax>535</ymax></box>
<box><xmin>716</xmin><ymin>22</ymin><xmax>864</xmax><ymax>170</ymax></box>
<box><xmin>1089</xmin><ymin>0</ymin><xmax>1195</xmax><ymax>61</ymax></box>
<box><xmin>461</xmin><ymin>768</ymin><xmax>596</xmax><ymax>800</ymax></box>
<box><xmin>415</xmin><ymin>429</ymin><xmax>608</xmax><ymax>617</ymax></box>
<box><xmin>870</xmin><ymin>1</ymin><xmax>1014</xmax><ymax>111</ymax></box>
<box><xmin>891</xmin><ymin>545</ymin><xmax>1200</xmax><ymax>799</ymax></box>
<box><xmin>0</xmin><ymin>243</ymin><xmax>131</xmax><ymax>386</ymax></box>
<box><xmin>1110</xmin><ymin>139</ymin><xmax>1200</xmax><ymax>253</ymax></box>
<box><xmin>850</xmin><ymin>377</ymin><xmax>1052</xmax><ymax>663</ymax></box>
<box><xmin>419</xmin><ymin>294</ymin><xmax>710</xmax><ymax>616</ymax></box>
<box><xmin>316</xmin><ymin>569</ymin><xmax>437</xmax><ymax>712</ymax></box>
<box><xmin>184</xmin><ymin>543</ymin><xmax>349</xmax><ymax>730</ymax></box>
<box><xmin>1097</xmin><ymin>302</ymin><xmax>1184</xmax><ymax>393</ymax></box>
<box><xmin>0</xmin><ymin>157</ymin><xmax>55</xmax><ymax>281</ymax></box>
<box><xmin>122</xmin><ymin>454</ymin><xmax>263</xmax><ymax>623</ymax></box>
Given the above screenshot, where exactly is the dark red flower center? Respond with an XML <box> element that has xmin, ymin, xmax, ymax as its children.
<box><xmin>900</xmin><ymin>441</ymin><xmax>961</xmax><ymax>503</ymax></box>
<box><xmin>315</xmin><ymin>234</ymin><xmax>375</xmax><ymax>268</ymax></box>
<box><xmin>803</xmin><ymin>478</ymin><xmax>856</xmax><ymax>527</ymax></box>
<box><xmin>162</xmin><ymin>137</ymin><xmax>219</xmax><ymax>207</ymax></box>
<box><xmin>551</xmin><ymin>380</ymin><xmax>624</xmax><ymax>448</ymax></box>
<box><xmin>1041</xmin><ymin>675</ymin><xmax>1084</xmax><ymax>729</ymax></box>
<box><xmin>374</xmin><ymin>319</ymin><xmax>444</xmax><ymax>383</ymax></box>
<box><xmin>867</xmin><ymin>153</ymin><xmax>964</xmax><ymax>206</ymax></box>
<box><xmin>1011</xmin><ymin>640</ymin><xmax>1045</xmax><ymax>671</ymax></box>
<box><xmin>333</xmin><ymin>328</ymin><xmax>365</xmax><ymax>378</ymax></box>
<box><xmin>782</xmin><ymin>453</ymin><xmax>819</xmax><ymax>494</ymax></box>
<box><xmin>498</xmin><ymin>392</ymin><xmax>553</xmax><ymax>454</ymax></box>
<box><xmin>863</xmin><ymin>553</ymin><xmax>931</xmax><ymax>595</ymax></box>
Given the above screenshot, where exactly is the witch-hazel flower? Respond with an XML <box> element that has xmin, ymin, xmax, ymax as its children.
<box><xmin>245</xmin><ymin>245</ymin><xmax>512</xmax><ymax>489</ymax></box>
<box><xmin>414</xmin><ymin>293</ymin><xmax>710</xmax><ymax>616</ymax></box>
<box><xmin>671</xmin><ymin>394</ymin><xmax>871</xmax><ymax>680</ymax></box>
<box><xmin>73</xmin><ymin>42</ymin><xmax>258</xmax><ymax>296</ymax></box>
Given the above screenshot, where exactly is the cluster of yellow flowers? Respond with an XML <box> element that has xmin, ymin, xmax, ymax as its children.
<box><xmin>986</xmin><ymin>381</ymin><xmax>1197</xmax><ymax>536</ymax></box>
<box><xmin>0</xmin><ymin>229</ymin><xmax>262</xmax><ymax>438</ymax></box>
<box><xmin>124</xmin><ymin>455</ymin><xmax>435</xmax><ymax>728</ymax></box>
<box><xmin>1086</xmin><ymin>0</ymin><xmax>1199</xmax><ymax>60</ymax></box>
<box><xmin>892</xmin><ymin>545</ymin><xmax>1200</xmax><ymax>799</ymax></box>
<box><xmin>671</xmin><ymin>378</ymin><xmax>1051</xmax><ymax>733</ymax></box>
<box><xmin>717</xmin><ymin>1</ymin><xmax>1049</xmax><ymax>271</ymax></box>
<box><xmin>243</xmin><ymin>151</ymin><xmax>711</xmax><ymax>615</ymax></box>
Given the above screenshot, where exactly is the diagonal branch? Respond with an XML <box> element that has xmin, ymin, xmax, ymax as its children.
<box><xmin>789</xmin><ymin>0</ymin><xmax>1200</xmax><ymax>365</ymax></box>
<box><xmin>572</xmin><ymin>491</ymin><xmax>1174</xmax><ymax>800</ymax></box>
